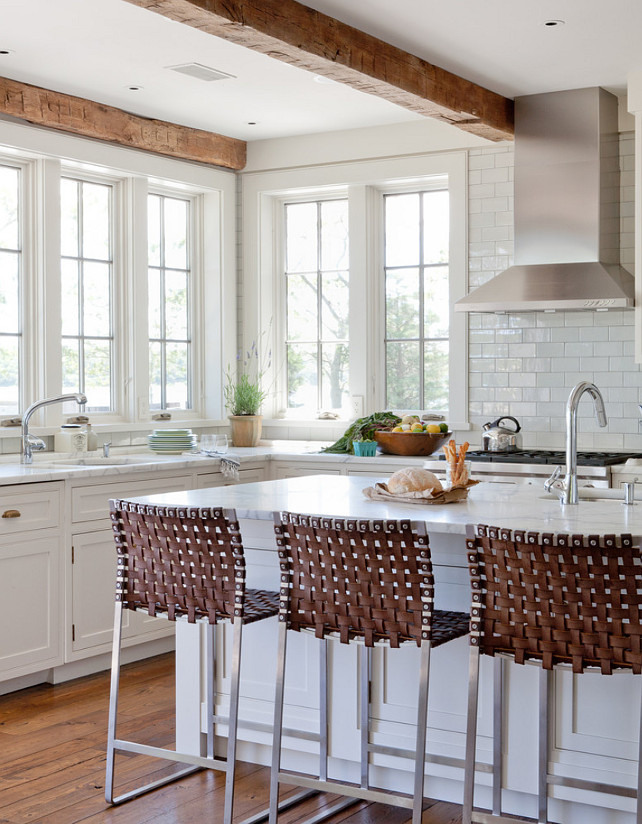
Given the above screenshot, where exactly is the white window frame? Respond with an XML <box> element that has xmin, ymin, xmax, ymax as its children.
<box><xmin>278</xmin><ymin>191</ymin><xmax>351</xmax><ymax>418</ymax></box>
<box><xmin>242</xmin><ymin>151</ymin><xmax>469</xmax><ymax>429</ymax></box>
<box><xmin>59</xmin><ymin>169</ymin><xmax>119</xmax><ymax>415</ymax></box>
<box><xmin>146</xmin><ymin>185</ymin><xmax>201</xmax><ymax>417</ymax></box>
<box><xmin>0</xmin><ymin>156</ymin><xmax>31</xmax><ymax>417</ymax></box>
<box><xmin>378</xmin><ymin>178</ymin><xmax>454</xmax><ymax>416</ymax></box>
<box><xmin>0</xmin><ymin>118</ymin><xmax>236</xmax><ymax>438</ymax></box>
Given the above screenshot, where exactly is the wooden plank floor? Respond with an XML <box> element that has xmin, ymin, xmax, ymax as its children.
<box><xmin>0</xmin><ymin>653</ymin><xmax>465</xmax><ymax>823</ymax></box>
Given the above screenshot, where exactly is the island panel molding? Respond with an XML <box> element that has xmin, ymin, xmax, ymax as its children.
<box><xmin>0</xmin><ymin>75</ymin><xmax>247</xmax><ymax>170</ymax></box>
<box><xmin>125</xmin><ymin>0</ymin><xmax>515</xmax><ymax>142</ymax></box>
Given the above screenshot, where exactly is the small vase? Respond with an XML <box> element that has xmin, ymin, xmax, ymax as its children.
<box><xmin>229</xmin><ymin>415</ymin><xmax>262</xmax><ymax>447</ymax></box>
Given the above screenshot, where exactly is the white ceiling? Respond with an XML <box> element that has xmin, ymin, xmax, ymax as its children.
<box><xmin>1</xmin><ymin>0</ymin><xmax>641</xmax><ymax>143</ymax></box>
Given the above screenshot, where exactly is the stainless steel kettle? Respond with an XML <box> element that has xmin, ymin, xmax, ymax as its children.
<box><xmin>481</xmin><ymin>416</ymin><xmax>521</xmax><ymax>452</ymax></box>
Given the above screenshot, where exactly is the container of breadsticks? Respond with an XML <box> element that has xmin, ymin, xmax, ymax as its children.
<box><xmin>442</xmin><ymin>439</ymin><xmax>475</xmax><ymax>489</ymax></box>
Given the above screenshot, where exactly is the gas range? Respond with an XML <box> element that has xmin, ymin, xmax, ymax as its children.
<box><xmin>446</xmin><ymin>450</ymin><xmax>642</xmax><ymax>467</ymax></box>
<box><xmin>424</xmin><ymin>450</ymin><xmax>642</xmax><ymax>488</ymax></box>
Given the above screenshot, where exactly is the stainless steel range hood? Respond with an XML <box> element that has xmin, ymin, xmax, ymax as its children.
<box><xmin>456</xmin><ymin>87</ymin><xmax>635</xmax><ymax>313</ymax></box>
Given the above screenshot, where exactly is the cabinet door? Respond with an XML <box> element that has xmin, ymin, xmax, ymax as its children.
<box><xmin>71</xmin><ymin>529</ymin><xmax>171</xmax><ymax>657</ymax></box>
<box><xmin>0</xmin><ymin>531</ymin><xmax>63</xmax><ymax>679</ymax></box>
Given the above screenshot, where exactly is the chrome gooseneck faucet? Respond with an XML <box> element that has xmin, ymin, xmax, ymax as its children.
<box><xmin>544</xmin><ymin>381</ymin><xmax>607</xmax><ymax>505</ymax></box>
<box><xmin>21</xmin><ymin>393</ymin><xmax>87</xmax><ymax>464</ymax></box>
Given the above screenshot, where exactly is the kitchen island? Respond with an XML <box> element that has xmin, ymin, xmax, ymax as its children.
<box><xmin>129</xmin><ymin>476</ymin><xmax>642</xmax><ymax>824</ymax></box>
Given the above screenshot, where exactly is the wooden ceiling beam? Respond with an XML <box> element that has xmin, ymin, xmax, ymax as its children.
<box><xmin>125</xmin><ymin>0</ymin><xmax>514</xmax><ymax>141</ymax></box>
<box><xmin>0</xmin><ymin>75</ymin><xmax>247</xmax><ymax>170</ymax></box>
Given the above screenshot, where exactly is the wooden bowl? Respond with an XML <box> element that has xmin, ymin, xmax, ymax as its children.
<box><xmin>374</xmin><ymin>430</ymin><xmax>452</xmax><ymax>456</ymax></box>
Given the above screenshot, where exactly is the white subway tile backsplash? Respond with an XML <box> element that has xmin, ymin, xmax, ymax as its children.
<box><xmin>579</xmin><ymin>357</ymin><xmax>610</xmax><ymax>371</ymax></box>
<box><xmin>551</xmin><ymin>327</ymin><xmax>579</xmax><ymax>342</ymax></box>
<box><xmin>579</xmin><ymin>326</ymin><xmax>608</xmax><ymax>342</ymax></box>
<box><xmin>564</xmin><ymin>342</ymin><xmax>594</xmax><ymax>357</ymax></box>
<box><xmin>509</xmin><ymin>373</ymin><xmax>537</xmax><ymax>387</ymax></box>
<box><xmin>461</xmin><ymin>135</ymin><xmax>636</xmax><ymax>450</ymax></box>
<box><xmin>508</xmin><ymin>343</ymin><xmax>537</xmax><ymax>358</ymax></box>
<box><xmin>469</xmin><ymin>154</ymin><xmax>496</xmax><ymax>170</ymax></box>
<box><xmin>481</xmin><ymin>166</ymin><xmax>509</xmax><ymax>184</ymax></box>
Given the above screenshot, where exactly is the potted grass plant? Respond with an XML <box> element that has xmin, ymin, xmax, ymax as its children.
<box><xmin>224</xmin><ymin>339</ymin><xmax>268</xmax><ymax>447</ymax></box>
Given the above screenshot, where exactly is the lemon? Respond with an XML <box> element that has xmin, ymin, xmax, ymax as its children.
<box><xmin>410</xmin><ymin>423</ymin><xmax>424</xmax><ymax>432</ymax></box>
<box><xmin>426</xmin><ymin>424</ymin><xmax>441</xmax><ymax>433</ymax></box>
<box><xmin>392</xmin><ymin>425</ymin><xmax>404</xmax><ymax>433</ymax></box>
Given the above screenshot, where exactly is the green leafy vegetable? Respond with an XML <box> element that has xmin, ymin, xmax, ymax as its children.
<box><xmin>321</xmin><ymin>412</ymin><xmax>401</xmax><ymax>454</ymax></box>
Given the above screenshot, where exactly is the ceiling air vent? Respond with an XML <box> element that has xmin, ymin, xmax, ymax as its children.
<box><xmin>167</xmin><ymin>63</ymin><xmax>236</xmax><ymax>82</ymax></box>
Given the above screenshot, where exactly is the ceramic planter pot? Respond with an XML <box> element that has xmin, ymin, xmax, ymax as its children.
<box><xmin>229</xmin><ymin>415</ymin><xmax>262</xmax><ymax>447</ymax></box>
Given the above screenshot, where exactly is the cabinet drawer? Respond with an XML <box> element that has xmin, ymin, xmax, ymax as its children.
<box><xmin>71</xmin><ymin>474</ymin><xmax>193</xmax><ymax>523</ymax></box>
<box><xmin>0</xmin><ymin>482</ymin><xmax>62</xmax><ymax>535</ymax></box>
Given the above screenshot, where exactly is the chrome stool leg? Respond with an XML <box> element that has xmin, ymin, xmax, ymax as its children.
<box><xmin>638</xmin><ymin>676</ymin><xmax>642</xmax><ymax>824</ymax></box>
<box><xmin>360</xmin><ymin>644</ymin><xmax>370</xmax><ymax>789</ymax></box>
<box><xmin>537</xmin><ymin>669</ymin><xmax>550</xmax><ymax>824</ymax></box>
<box><xmin>463</xmin><ymin>645</ymin><xmax>481</xmax><ymax>824</ymax></box>
<box><xmin>492</xmin><ymin>656</ymin><xmax>503</xmax><ymax>816</ymax></box>
<box><xmin>224</xmin><ymin>619</ymin><xmax>244</xmax><ymax>824</ymax></box>
<box><xmin>105</xmin><ymin>601</ymin><xmax>124</xmax><ymax>804</ymax></box>
<box><xmin>320</xmin><ymin>638</ymin><xmax>328</xmax><ymax>782</ymax></box>
<box><xmin>269</xmin><ymin>620</ymin><xmax>288</xmax><ymax>824</ymax></box>
<box><xmin>206</xmin><ymin>623</ymin><xmax>216</xmax><ymax>759</ymax></box>
<box><xmin>412</xmin><ymin>640</ymin><xmax>431</xmax><ymax>824</ymax></box>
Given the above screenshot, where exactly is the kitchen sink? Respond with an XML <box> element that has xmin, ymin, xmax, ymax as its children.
<box><xmin>36</xmin><ymin>454</ymin><xmax>173</xmax><ymax>467</ymax></box>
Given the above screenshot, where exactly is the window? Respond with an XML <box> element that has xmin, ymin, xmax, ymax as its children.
<box><xmin>384</xmin><ymin>188</ymin><xmax>449</xmax><ymax>412</ymax></box>
<box><xmin>284</xmin><ymin>199</ymin><xmax>349</xmax><ymax>413</ymax></box>
<box><xmin>60</xmin><ymin>176</ymin><xmax>114</xmax><ymax>412</ymax></box>
<box><xmin>148</xmin><ymin>193</ymin><xmax>192</xmax><ymax>411</ymax></box>
<box><xmin>0</xmin><ymin>164</ymin><xmax>21</xmax><ymax>415</ymax></box>
<box><xmin>244</xmin><ymin>151</ymin><xmax>467</xmax><ymax>427</ymax></box>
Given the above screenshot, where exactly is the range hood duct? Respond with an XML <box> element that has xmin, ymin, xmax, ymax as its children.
<box><xmin>456</xmin><ymin>87</ymin><xmax>634</xmax><ymax>313</ymax></box>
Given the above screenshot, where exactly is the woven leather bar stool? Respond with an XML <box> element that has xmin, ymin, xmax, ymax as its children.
<box><xmin>105</xmin><ymin>500</ymin><xmax>283</xmax><ymax>824</ymax></box>
<box><xmin>269</xmin><ymin>512</ymin><xmax>470</xmax><ymax>824</ymax></box>
<box><xmin>463</xmin><ymin>524</ymin><xmax>642</xmax><ymax>824</ymax></box>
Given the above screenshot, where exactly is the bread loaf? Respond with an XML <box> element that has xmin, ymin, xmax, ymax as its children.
<box><xmin>387</xmin><ymin>467</ymin><xmax>443</xmax><ymax>495</ymax></box>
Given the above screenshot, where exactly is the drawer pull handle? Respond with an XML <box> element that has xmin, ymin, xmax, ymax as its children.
<box><xmin>2</xmin><ymin>509</ymin><xmax>21</xmax><ymax>519</ymax></box>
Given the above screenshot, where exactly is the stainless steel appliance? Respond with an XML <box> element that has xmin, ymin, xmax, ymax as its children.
<box><xmin>481</xmin><ymin>416</ymin><xmax>521</xmax><ymax>452</ymax></box>
<box><xmin>455</xmin><ymin>87</ymin><xmax>634</xmax><ymax>313</ymax></box>
<box><xmin>424</xmin><ymin>450</ymin><xmax>642</xmax><ymax>489</ymax></box>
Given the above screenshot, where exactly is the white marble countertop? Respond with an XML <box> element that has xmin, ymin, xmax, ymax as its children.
<box><xmin>0</xmin><ymin>441</ymin><xmax>437</xmax><ymax>486</ymax></box>
<box><xmin>129</xmin><ymin>475</ymin><xmax>642</xmax><ymax>539</ymax></box>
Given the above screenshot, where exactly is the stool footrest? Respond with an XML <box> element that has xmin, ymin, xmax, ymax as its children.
<box><xmin>548</xmin><ymin>774</ymin><xmax>637</xmax><ymax>799</ymax></box>
<box><xmin>277</xmin><ymin>771</ymin><xmax>414</xmax><ymax>809</ymax></box>
<box><xmin>114</xmin><ymin>738</ymin><xmax>229</xmax><ymax>772</ymax></box>
<box><xmin>212</xmin><ymin>714</ymin><xmax>320</xmax><ymax>743</ymax></box>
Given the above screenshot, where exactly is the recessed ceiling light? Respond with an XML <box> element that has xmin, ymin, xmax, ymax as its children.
<box><xmin>313</xmin><ymin>74</ymin><xmax>337</xmax><ymax>85</ymax></box>
<box><xmin>127</xmin><ymin>85</ymin><xmax>144</xmax><ymax>91</ymax></box>
<box><xmin>543</xmin><ymin>19</ymin><xmax>565</xmax><ymax>27</ymax></box>
<box><xmin>0</xmin><ymin>49</ymin><xmax>14</xmax><ymax>55</ymax></box>
<box><xmin>247</xmin><ymin>121</ymin><xmax>257</xmax><ymax>126</ymax></box>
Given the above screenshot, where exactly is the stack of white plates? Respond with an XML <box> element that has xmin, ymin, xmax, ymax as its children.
<box><xmin>148</xmin><ymin>429</ymin><xmax>197</xmax><ymax>454</ymax></box>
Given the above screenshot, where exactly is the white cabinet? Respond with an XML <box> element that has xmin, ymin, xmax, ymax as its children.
<box><xmin>0</xmin><ymin>482</ymin><xmax>63</xmax><ymax>680</ymax></box>
<box><xmin>68</xmin><ymin>465</ymin><xmax>266</xmax><ymax>661</ymax></box>
<box><xmin>69</xmin><ymin>472</ymin><xmax>194</xmax><ymax>660</ymax></box>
